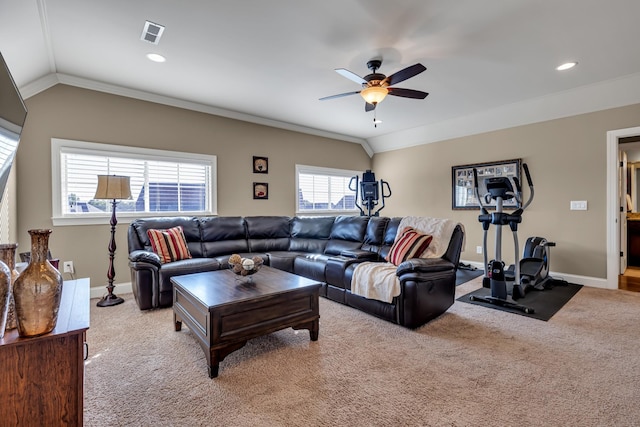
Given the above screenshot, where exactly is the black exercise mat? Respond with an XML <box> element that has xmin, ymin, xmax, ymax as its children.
<box><xmin>457</xmin><ymin>281</ymin><xmax>583</xmax><ymax>321</ymax></box>
<box><xmin>456</xmin><ymin>268</ymin><xmax>484</xmax><ymax>286</ymax></box>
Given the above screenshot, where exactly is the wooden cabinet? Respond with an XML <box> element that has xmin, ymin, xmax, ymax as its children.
<box><xmin>0</xmin><ymin>278</ymin><xmax>89</xmax><ymax>426</ymax></box>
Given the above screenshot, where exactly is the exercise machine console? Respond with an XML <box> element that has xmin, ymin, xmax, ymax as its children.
<box><xmin>349</xmin><ymin>170</ymin><xmax>392</xmax><ymax>217</ymax></box>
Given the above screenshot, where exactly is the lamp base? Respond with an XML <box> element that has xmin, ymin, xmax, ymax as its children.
<box><xmin>96</xmin><ymin>293</ymin><xmax>124</xmax><ymax>307</ymax></box>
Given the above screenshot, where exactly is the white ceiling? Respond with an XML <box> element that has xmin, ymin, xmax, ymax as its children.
<box><xmin>2</xmin><ymin>0</ymin><xmax>640</xmax><ymax>155</ymax></box>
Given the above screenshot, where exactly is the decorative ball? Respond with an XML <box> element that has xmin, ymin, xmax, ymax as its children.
<box><xmin>229</xmin><ymin>254</ymin><xmax>242</xmax><ymax>264</ymax></box>
<box><xmin>242</xmin><ymin>258</ymin><xmax>255</xmax><ymax>271</ymax></box>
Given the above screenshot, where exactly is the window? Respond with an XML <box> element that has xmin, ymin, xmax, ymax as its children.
<box><xmin>296</xmin><ymin>165</ymin><xmax>360</xmax><ymax>214</ymax></box>
<box><xmin>51</xmin><ymin>138</ymin><xmax>217</xmax><ymax>225</ymax></box>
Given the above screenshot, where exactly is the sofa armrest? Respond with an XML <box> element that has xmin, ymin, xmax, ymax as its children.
<box><xmin>326</xmin><ymin>255</ymin><xmax>373</xmax><ymax>289</ymax></box>
<box><xmin>129</xmin><ymin>249</ymin><xmax>161</xmax><ymax>267</ymax></box>
<box><xmin>340</xmin><ymin>249</ymin><xmax>378</xmax><ymax>260</ymax></box>
<box><xmin>396</xmin><ymin>258</ymin><xmax>455</xmax><ymax>276</ymax></box>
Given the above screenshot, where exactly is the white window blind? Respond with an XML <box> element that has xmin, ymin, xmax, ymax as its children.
<box><xmin>52</xmin><ymin>139</ymin><xmax>217</xmax><ymax>225</ymax></box>
<box><xmin>296</xmin><ymin>165</ymin><xmax>360</xmax><ymax>213</ymax></box>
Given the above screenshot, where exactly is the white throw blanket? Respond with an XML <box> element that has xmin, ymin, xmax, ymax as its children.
<box><xmin>351</xmin><ymin>216</ymin><xmax>464</xmax><ymax>303</ymax></box>
<box><xmin>396</xmin><ymin>216</ymin><xmax>465</xmax><ymax>258</ymax></box>
<box><xmin>351</xmin><ymin>261</ymin><xmax>400</xmax><ymax>304</ymax></box>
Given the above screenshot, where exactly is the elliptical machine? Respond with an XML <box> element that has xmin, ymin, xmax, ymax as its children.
<box><xmin>349</xmin><ymin>170</ymin><xmax>392</xmax><ymax>217</ymax></box>
<box><xmin>469</xmin><ymin>164</ymin><xmax>535</xmax><ymax>314</ymax></box>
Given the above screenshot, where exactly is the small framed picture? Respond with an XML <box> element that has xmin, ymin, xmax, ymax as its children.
<box><xmin>253</xmin><ymin>182</ymin><xmax>268</xmax><ymax>199</ymax></box>
<box><xmin>253</xmin><ymin>156</ymin><xmax>268</xmax><ymax>174</ymax></box>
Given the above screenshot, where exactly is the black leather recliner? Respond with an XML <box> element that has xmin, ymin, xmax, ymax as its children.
<box><xmin>128</xmin><ymin>215</ymin><xmax>464</xmax><ymax>328</ymax></box>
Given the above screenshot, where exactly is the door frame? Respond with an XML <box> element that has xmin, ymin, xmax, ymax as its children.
<box><xmin>607</xmin><ymin>126</ymin><xmax>640</xmax><ymax>289</ymax></box>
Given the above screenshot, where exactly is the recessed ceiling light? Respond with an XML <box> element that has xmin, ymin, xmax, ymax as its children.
<box><xmin>373</xmin><ymin>119</ymin><xmax>383</xmax><ymax>124</ymax></box>
<box><xmin>556</xmin><ymin>62</ymin><xmax>577</xmax><ymax>71</ymax></box>
<box><xmin>146</xmin><ymin>53</ymin><xmax>166</xmax><ymax>63</ymax></box>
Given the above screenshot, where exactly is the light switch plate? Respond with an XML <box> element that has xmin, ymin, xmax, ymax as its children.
<box><xmin>570</xmin><ymin>200</ymin><xmax>587</xmax><ymax>210</ymax></box>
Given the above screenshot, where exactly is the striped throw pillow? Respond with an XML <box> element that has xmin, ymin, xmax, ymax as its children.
<box><xmin>147</xmin><ymin>226</ymin><xmax>192</xmax><ymax>264</ymax></box>
<box><xmin>385</xmin><ymin>226</ymin><xmax>433</xmax><ymax>266</ymax></box>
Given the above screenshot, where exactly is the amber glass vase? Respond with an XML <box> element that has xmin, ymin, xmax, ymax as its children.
<box><xmin>13</xmin><ymin>229</ymin><xmax>63</xmax><ymax>337</ymax></box>
<box><xmin>0</xmin><ymin>243</ymin><xmax>19</xmax><ymax>334</ymax></box>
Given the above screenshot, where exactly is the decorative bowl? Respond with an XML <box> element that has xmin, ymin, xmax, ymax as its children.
<box><xmin>228</xmin><ymin>254</ymin><xmax>264</xmax><ymax>279</ymax></box>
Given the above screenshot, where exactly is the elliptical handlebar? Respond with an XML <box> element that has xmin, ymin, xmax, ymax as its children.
<box><xmin>520</xmin><ymin>163</ymin><xmax>534</xmax><ymax>211</ymax></box>
<box><xmin>523</xmin><ymin>163</ymin><xmax>533</xmax><ymax>186</ymax></box>
<box><xmin>472</xmin><ymin>168</ymin><xmax>488</xmax><ymax>214</ymax></box>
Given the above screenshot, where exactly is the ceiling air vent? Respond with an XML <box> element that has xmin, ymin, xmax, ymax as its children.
<box><xmin>141</xmin><ymin>21</ymin><xmax>165</xmax><ymax>45</ymax></box>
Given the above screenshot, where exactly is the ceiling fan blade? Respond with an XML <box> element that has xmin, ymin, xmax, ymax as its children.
<box><xmin>365</xmin><ymin>102</ymin><xmax>376</xmax><ymax>112</ymax></box>
<box><xmin>319</xmin><ymin>91</ymin><xmax>361</xmax><ymax>101</ymax></box>
<box><xmin>335</xmin><ymin>68</ymin><xmax>367</xmax><ymax>85</ymax></box>
<box><xmin>384</xmin><ymin>63</ymin><xmax>426</xmax><ymax>86</ymax></box>
<box><xmin>387</xmin><ymin>87</ymin><xmax>429</xmax><ymax>99</ymax></box>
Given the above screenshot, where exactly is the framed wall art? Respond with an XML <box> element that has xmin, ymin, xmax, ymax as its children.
<box><xmin>451</xmin><ymin>158</ymin><xmax>522</xmax><ymax>210</ymax></box>
<box><xmin>253</xmin><ymin>182</ymin><xmax>268</xmax><ymax>199</ymax></box>
<box><xmin>253</xmin><ymin>156</ymin><xmax>268</xmax><ymax>174</ymax></box>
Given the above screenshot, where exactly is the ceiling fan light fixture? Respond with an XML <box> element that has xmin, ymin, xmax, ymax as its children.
<box><xmin>360</xmin><ymin>86</ymin><xmax>388</xmax><ymax>104</ymax></box>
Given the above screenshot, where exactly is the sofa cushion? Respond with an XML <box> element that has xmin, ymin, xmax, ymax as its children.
<box><xmin>158</xmin><ymin>258</ymin><xmax>220</xmax><ymax>293</ymax></box>
<box><xmin>360</xmin><ymin>216</ymin><xmax>389</xmax><ymax>255</ymax></box>
<box><xmin>324</xmin><ymin>215</ymin><xmax>369</xmax><ymax>255</ymax></box>
<box><xmin>380</xmin><ymin>217</ymin><xmax>402</xmax><ymax>261</ymax></box>
<box><xmin>293</xmin><ymin>253</ymin><xmax>331</xmax><ymax>282</ymax></box>
<box><xmin>200</xmin><ymin>216</ymin><xmax>249</xmax><ymax>257</ymax></box>
<box><xmin>385</xmin><ymin>227</ymin><xmax>433</xmax><ymax>266</ymax></box>
<box><xmin>267</xmin><ymin>251</ymin><xmax>304</xmax><ymax>273</ymax></box>
<box><xmin>245</xmin><ymin>216</ymin><xmax>291</xmax><ymax>252</ymax></box>
<box><xmin>289</xmin><ymin>216</ymin><xmax>334</xmax><ymax>253</ymax></box>
<box><xmin>147</xmin><ymin>226</ymin><xmax>192</xmax><ymax>264</ymax></box>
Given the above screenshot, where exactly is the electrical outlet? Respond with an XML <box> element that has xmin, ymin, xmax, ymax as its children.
<box><xmin>476</xmin><ymin>246</ymin><xmax>483</xmax><ymax>254</ymax></box>
<box><xmin>63</xmin><ymin>261</ymin><xmax>74</xmax><ymax>274</ymax></box>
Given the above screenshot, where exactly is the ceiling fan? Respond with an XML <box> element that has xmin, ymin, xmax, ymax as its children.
<box><xmin>319</xmin><ymin>59</ymin><xmax>429</xmax><ymax>112</ymax></box>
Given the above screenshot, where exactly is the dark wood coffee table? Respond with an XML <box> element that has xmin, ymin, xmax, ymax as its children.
<box><xmin>171</xmin><ymin>266</ymin><xmax>321</xmax><ymax>378</ymax></box>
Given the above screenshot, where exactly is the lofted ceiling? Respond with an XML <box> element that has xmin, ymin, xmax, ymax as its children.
<box><xmin>1</xmin><ymin>0</ymin><xmax>640</xmax><ymax>156</ymax></box>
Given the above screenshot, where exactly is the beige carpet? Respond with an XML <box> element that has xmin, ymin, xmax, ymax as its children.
<box><xmin>85</xmin><ymin>278</ymin><xmax>640</xmax><ymax>426</ymax></box>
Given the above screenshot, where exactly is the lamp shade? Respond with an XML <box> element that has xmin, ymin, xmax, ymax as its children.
<box><xmin>360</xmin><ymin>86</ymin><xmax>388</xmax><ymax>104</ymax></box>
<box><xmin>94</xmin><ymin>175</ymin><xmax>132</xmax><ymax>200</ymax></box>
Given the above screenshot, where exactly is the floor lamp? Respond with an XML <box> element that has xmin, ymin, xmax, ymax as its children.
<box><xmin>94</xmin><ymin>175</ymin><xmax>131</xmax><ymax>307</ymax></box>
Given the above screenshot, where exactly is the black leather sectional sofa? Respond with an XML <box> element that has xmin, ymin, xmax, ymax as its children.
<box><xmin>127</xmin><ymin>215</ymin><xmax>464</xmax><ymax>328</ymax></box>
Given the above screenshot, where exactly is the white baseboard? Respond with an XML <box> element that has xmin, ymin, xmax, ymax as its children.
<box><xmin>458</xmin><ymin>259</ymin><xmax>609</xmax><ymax>289</ymax></box>
<box><xmin>90</xmin><ymin>282</ymin><xmax>133</xmax><ymax>299</ymax></box>
<box><xmin>87</xmin><ymin>266</ymin><xmax>612</xmax><ymax>301</ymax></box>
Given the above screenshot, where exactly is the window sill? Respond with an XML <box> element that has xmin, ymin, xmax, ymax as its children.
<box><xmin>52</xmin><ymin>211</ymin><xmax>217</xmax><ymax>226</ymax></box>
<box><xmin>295</xmin><ymin>210</ymin><xmax>359</xmax><ymax>216</ymax></box>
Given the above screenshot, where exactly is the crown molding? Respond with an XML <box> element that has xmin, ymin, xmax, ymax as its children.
<box><xmin>367</xmin><ymin>71</ymin><xmax>640</xmax><ymax>153</ymax></box>
<box><xmin>19</xmin><ymin>73</ymin><xmax>375</xmax><ymax>157</ymax></box>
<box><xmin>22</xmin><ymin>70</ymin><xmax>640</xmax><ymax>158</ymax></box>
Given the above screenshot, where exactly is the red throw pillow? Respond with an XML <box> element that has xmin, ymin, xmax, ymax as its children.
<box><xmin>385</xmin><ymin>226</ymin><xmax>433</xmax><ymax>266</ymax></box>
<box><xmin>147</xmin><ymin>226</ymin><xmax>192</xmax><ymax>264</ymax></box>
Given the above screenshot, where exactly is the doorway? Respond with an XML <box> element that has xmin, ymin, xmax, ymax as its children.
<box><xmin>607</xmin><ymin>126</ymin><xmax>640</xmax><ymax>291</ymax></box>
<box><xmin>619</xmin><ymin>136</ymin><xmax>640</xmax><ymax>291</ymax></box>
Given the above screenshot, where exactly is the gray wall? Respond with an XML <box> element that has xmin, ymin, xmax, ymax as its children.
<box><xmin>373</xmin><ymin>103</ymin><xmax>640</xmax><ymax>278</ymax></box>
<box><xmin>16</xmin><ymin>84</ymin><xmax>371</xmax><ymax>288</ymax></box>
